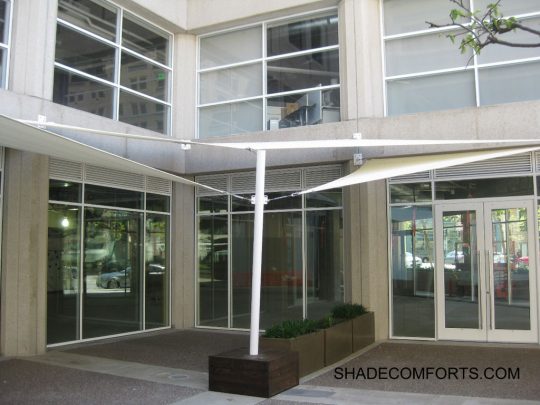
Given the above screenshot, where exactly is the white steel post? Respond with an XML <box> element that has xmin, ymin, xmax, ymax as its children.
<box><xmin>249</xmin><ymin>149</ymin><xmax>266</xmax><ymax>355</ymax></box>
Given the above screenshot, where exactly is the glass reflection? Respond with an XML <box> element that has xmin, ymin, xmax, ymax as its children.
<box><xmin>58</xmin><ymin>0</ymin><xmax>117</xmax><ymax>41</ymax></box>
<box><xmin>122</xmin><ymin>14</ymin><xmax>168</xmax><ymax>65</ymax></box>
<box><xmin>56</xmin><ymin>24</ymin><xmax>116</xmax><ymax>81</ymax></box>
<box><xmin>232</xmin><ymin>212</ymin><xmax>303</xmax><ymax>329</ymax></box>
<box><xmin>145</xmin><ymin>213</ymin><xmax>169</xmax><ymax>328</ymax></box>
<box><xmin>83</xmin><ymin>208</ymin><xmax>142</xmax><ymax>338</ymax></box>
<box><xmin>118</xmin><ymin>90</ymin><xmax>169</xmax><ymax>134</ymax></box>
<box><xmin>306</xmin><ymin>210</ymin><xmax>343</xmax><ymax>319</ymax></box>
<box><xmin>120</xmin><ymin>52</ymin><xmax>168</xmax><ymax>101</ymax></box>
<box><xmin>47</xmin><ymin>204</ymin><xmax>81</xmax><ymax>344</ymax></box>
<box><xmin>391</xmin><ymin>206</ymin><xmax>435</xmax><ymax>337</ymax></box>
<box><xmin>199</xmin><ymin>216</ymin><xmax>228</xmax><ymax>327</ymax></box>
<box><xmin>53</xmin><ymin>68</ymin><xmax>114</xmax><ymax>118</ymax></box>
<box><xmin>0</xmin><ymin>0</ymin><xmax>6</xmax><ymax>44</ymax></box>
<box><xmin>492</xmin><ymin>208</ymin><xmax>530</xmax><ymax>330</ymax></box>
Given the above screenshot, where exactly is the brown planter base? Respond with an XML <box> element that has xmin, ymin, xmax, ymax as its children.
<box><xmin>324</xmin><ymin>320</ymin><xmax>353</xmax><ymax>365</ymax></box>
<box><xmin>209</xmin><ymin>348</ymin><xmax>299</xmax><ymax>398</ymax></box>
<box><xmin>353</xmin><ymin>312</ymin><xmax>375</xmax><ymax>352</ymax></box>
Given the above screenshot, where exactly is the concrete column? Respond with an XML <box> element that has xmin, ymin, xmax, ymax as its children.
<box><xmin>172</xmin><ymin>33</ymin><xmax>197</xmax><ymax>141</ymax></box>
<box><xmin>170</xmin><ymin>182</ymin><xmax>195</xmax><ymax>329</ymax></box>
<box><xmin>9</xmin><ymin>0</ymin><xmax>57</xmax><ymax>99</ymax></box>
<box><xmin>338</xmin><ymin>0</ymin><xmax>384</xmax><ymax>120</ymax></box>
<box><xmin>1</xmin><ymin>150</ymin><xmax>49</xmax><ymax>356</ymax></box>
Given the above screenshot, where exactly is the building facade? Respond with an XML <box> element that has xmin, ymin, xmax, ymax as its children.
<box><xmin>1</xmin><ymin>0</ymin><xmax>540</xmax><ymax>356</ymax></box>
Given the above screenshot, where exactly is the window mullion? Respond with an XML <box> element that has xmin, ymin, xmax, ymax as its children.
<box><xmin>114</xmin><ymin>7</ymin><xmax>123</xmax><ymax>121</ymax></box>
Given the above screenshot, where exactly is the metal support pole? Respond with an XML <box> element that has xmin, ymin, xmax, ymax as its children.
<box><xmin>249</xmin><ymin>149</ymin><xmax>266</xmax><ymax>355</ymax></box>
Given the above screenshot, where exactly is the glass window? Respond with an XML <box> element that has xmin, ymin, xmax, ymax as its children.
<box><xmin>146</xmin><ymin>193</ymin><xmax>170</xmax><ymax>212</ymax></box>
<box><xmin>198</xmin><ymin>215</ymin><xmax>228</xmax><ymax>327</ymax></box>
<box><xmin>83</xmin><ymin>207</ymin><xmax>143</xmax><ymax>338</ymax></box>
<box><xmin>53</xmin><ymin>68</ymin><xmax>115</xmax><ymax>118</ymax></box>
<box><xmin>49</xmin><ymin>180</ymin><xmax>82</xmax><ymax>203</ymax></box>
<box><xmin>54</xmin><ymin>2</ymin><xmax>171</xmax><ymax>133</ymax></box>
<box><xmin>267</xmin><ymin>50</ymin><xmax>339</xmax><ymax>94</ymax></box>
<box><xmin>199</xmin><ymin>99</ymin><xmax>263</xmax><ymax>138</ymax></box>
<box><xmin>479</xmin><ymin>61</ymin><xmax>540</xmax><ymax>106</ymax></box>
<box><xmin>385</xmin><ymin>32</ymin><xmax>471</xmax><ymax>77</ymax></box>
<box><xmin>387</xmin><ymin>71</ymin><xmax>476</xmax><ymax>116</ymax></box>
<box><xmin>122</xmin><ymin>13</ymin><xmax>169</xmax><ymax>65</ymax></box>
<box><xmin>0</xmin><ymin>0</ymin><xmax>7</xmax><ymax>44</ymax></box>
<box><xmin>0</xmin><ymin>48</ymin><xmax>5</xmax><ymax>88</ymax></box>
<box><xmin>306</xmin><ymin>209</ymin><xmax>343</xmax><ymax>319</ymax></box>
<box><xmin>267</xmin><ymin>14</ymin><xmax>338</xmax><ymax>56</ymax></box>
<box><xmin>436</xmin><ymin>177</ymin><xmax>534</xmax><ymax>200</ymax></box>
<box><xmin>85</xmin><ymin>184</ymin><xmax>143</xmax><ymax>209</ymax></box>
<box><xmin>200</xmin><ymin>26</ymin><xmax>262</xmax><ymax>69</ymax></box>
<box><xmin>200</xmin><ymin>63</ymin><xmax>262</xmax><ymax>104</ymax></box>
<box><xmin>267</xmin><ymin>89</ymin><xmax>340</xmax><ymax>129</ymax></box>
<box><xmin>306</xmin><ymin>189</ymin><xmax>342</xmax><ymax>208</ymax></box>
<box><xmin>232</xmin><ymin>212</ymin><xmax>303</xmax><ymax>329</ymax></box>
<box><xmin>383</xmin><ymin>0</ymin><xmax>469</xmax><ymax>36</ymax></box>
<box><xmin>198</xmin><ymin>195</ymin><xmax>228</xmax><ymax>214</ymax></box>
<box><xmin>145</xmin><ymin>213</ymin><xmax>169</xmax><ymax>328</ymax></box>
<box><xmin>119</xmin><ymin>90</ymin><xmax>169</xmax><ymax>134</ymax></box>
<box><xmin>120</xmin><ymin>52</ymin><xmax>168</xmax><ymax>101</ymax></box>
<box><xmin>55</xmin><ymin>24</ymin><xmax>116</xmax><ymax>81</ymax></box>
<box><xmin>475</xmin><ymin>0</ymin><xmax>539</xmax><ymax>17</ymax></box>
<box><xmin>57</xmin><ymin>0</ymin><xmax>117</xmax><ymax>41</ymax></box>
<box><xmin>391</xmin><ymin>206</ymin><xmax>435</xmax><ymax>338</ymax></box>
<box><xmin>232</xmin><ymin>192</ymin><xmax>301</xmax><ymax>212</ymax></box>
<box><xmin>390</xmin><ymin>183</ymin><xmax>431</xmax><ymax>204</ymax></box>
<box><xmin>47</xmin><ymin>204</ymin><xmax>81</xmax><ymax>344</ymax></box>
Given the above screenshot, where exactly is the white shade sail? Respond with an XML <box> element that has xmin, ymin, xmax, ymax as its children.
<box><xmin>300</xmin><ymin>146</ymin><xmax>540</xmax><ymax>194</ymax></box>
<box><xmin>0</xmin><ymin>115</ymin><xmax>225</xmax><ymax>194</ymax></box>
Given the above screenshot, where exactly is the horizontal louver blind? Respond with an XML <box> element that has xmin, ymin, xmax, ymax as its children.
<box><xmin>434</xmin><ymin>153</ymin><xmax>532</xmax><ymax>179</ymax></box>
<box><xmin>49</xmin><ymin>158</ymin><xmax>83</xmax><ymax>181</ymax></box>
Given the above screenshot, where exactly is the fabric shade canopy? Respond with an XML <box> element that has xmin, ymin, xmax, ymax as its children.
<box><xmin>0</xmin><ymin>114</ymin><xmax>225</xmax><ymax>194</ymax></box>
<box><xmin>299</xmin><ymin>146</ymin><xmax>540</xmax><ymax>194</ymax></box>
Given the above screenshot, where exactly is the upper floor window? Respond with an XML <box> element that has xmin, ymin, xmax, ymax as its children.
<box><xmin>198</xmin><ymin>12</ymin><xmax>340</xmax><ymax>138</ymax></box>
<box><xmin>383</xmin><ymin>0</ymin><xmax>540</xmax><ymax>116</ymax></box>
<box><xmin>0</xmin><ymin>0</ymin><xmax>12</xmax><ymax>89</ymax></box>
<box><xmin>53</xmin><ymin>0</ymin><xmax>172</xmax><ymax>134</ymax></box>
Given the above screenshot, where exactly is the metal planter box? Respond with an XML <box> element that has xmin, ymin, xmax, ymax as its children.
<box><xmin>353</xmin><ymin>312</ymin><xmax>375</xmax><ymax>352</ymax></box>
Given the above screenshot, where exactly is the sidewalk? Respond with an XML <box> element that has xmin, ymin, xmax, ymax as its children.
<box><xmin>1</xmin><ymin>330</ymin><xmax>539</xmax><ymax>404</ymax></box>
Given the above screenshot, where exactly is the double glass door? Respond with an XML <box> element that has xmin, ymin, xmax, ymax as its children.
<box><xmin>435</xmin><ymin>200</ymin><xmax>537</xmax><ymax>342</ymax></box>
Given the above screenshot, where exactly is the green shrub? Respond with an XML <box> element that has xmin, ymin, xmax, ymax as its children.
<box><xmin>263</xmin><ymin>319</ymin><xmax>319</xmax><ymax>338</ymax></box>
<box><xmin>331</xmin><ymin>303</ymin><xmax>366</xmax><ymax>320</ymax></box>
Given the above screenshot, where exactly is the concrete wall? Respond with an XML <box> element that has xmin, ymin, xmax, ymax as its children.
<box><xmin>0</xmin><ymin>150</ymin><xmax>49</xmax><ymax>356</ymax></box>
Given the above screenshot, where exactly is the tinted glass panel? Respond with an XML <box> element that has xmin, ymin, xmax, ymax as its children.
<box><xmin>146</xmin><ymin>193</ymin><xmax>170</xmax><ymax>212</ymax></box>
<box><xmin>267</xmin><ymin>89</ymin><xmax>340</xmax><ymax>130</ymax></box>
<box><xmin>198</xmin><ymin>195</ymin><xmax>228</xmax><ymax>214</ymax></box>
<box><xmin>118</xmin><ymin>90</ymin><xmax>169</xmax><ymax>134</ymax></box>
<box><xmin>145</xmin><ymin>213</ymin><xmax>169</xmax><ymax>328</ymax></box>
<box><xmin>121</xmin><ymin>52</ymin><xmax>168</xmax><ymax>101</ymax></box>
<box><xmin>49</xmin><ymin>180</ymin><xmax>82</xmax><ymax>203</ymax></box>
<box><xmin>56</xmin><ymin>24</ymin><xmax>116</xmax><ymax>81</ymax></box>
<box><xmin>199</xmin><ymin>215</ymin><xmax>228</xmax><ymax>327</ymax></box>
<box><xmin>58</xmin><ymin>0</ymin><xmax>117</xmax><ymax>41</ymax></box>
<box><xmin>267</xmin><ymin>50</ymin><xmax>339</xmax><ymax>94</ymax></box>
<box><xmin>53</xmin><ymin>68</ymin><xmax>114</xmax><ymax>118</ymax></box>
<box><xmin>390</xmin><ymin>183</ymin><xmax>432</xmax><ymax>203</ymax></box>
<box><xmin>391</xmin><ymin>206</ymin><xmax>435</xmax><ymax>337</ymax></box>
<box><xmin>0</xmin><ymin>0</ymin><xmax>6</xmax><ymax>44</ymax></box>
<box><xmin>83</xmin><ymin>208</ymin><xmax>142</xmax><ymax>338</ymax></box>
<box><xmin>306</xmin><ymin>209</ymin><xmax>343</xmax><ymax>319</ymax></box>
<box><xmin>232</xmin><ymin>192</ymin><xmax>301</xmax><ymax>212</ymax></box>
<box><xmin>267</xmin><ymin>14</ymin><xmax>338</xmax><ymax>56</ymax></box>
<box><xmin>306</xmin><ymin>189</ymin><xmax>342</xmax><ymax>208</ymax></box>
<box><xmin>85</xmin><ymin>184</ymin><xmax>143</xmax><ymax>209</ymax></box>
<box><xmin>199</xmin><ymin>99</ymin><xmax>263</xmax><ymax>138</ymax></box>
<box><xmin>200</xmin><ymin>63</ymin><xmax>262</xmax><ymax>104</ymax></box>
<box><xmin>122</xmin><ymin>14</ymin><xmax>168</xmax><ymax>65</ymax></box>
<box><xmin>47</xmin><ymin>204</ymin><xmax>81</xmax><ymax>344</ymax></box>
<box><xmin>436</xmin><ymin>177</ymin><xmax>534</xmax><ymax>200</ymax></box>
<box><xmin>200</xmin><ymin>26</ymin><xmax>262</xmax><ymax>69</ymax></box>
<box><xmin>232</xmin><ymin>212</ymin><xmax>303</xmax><ymax>329</ymax></box>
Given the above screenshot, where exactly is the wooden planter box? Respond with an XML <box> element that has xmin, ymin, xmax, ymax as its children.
<box><xmin>260</xmin><ymin>330</ymin><xmax>324</xmax><ymax>377</ymax></box>
<box><xmin>323</xmin><ymin>319</ymin><xmax>353</xmax><ymax>366</ymax></box>
<box><xmin>352</xmin><ymin>311</ymin><xmax>375</xmax><ymax>352</ymax></box>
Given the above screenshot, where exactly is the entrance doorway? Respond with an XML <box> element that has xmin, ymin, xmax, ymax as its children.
<box><xmin>435</xmin><ymin>200</ymin><xmax>537</xmax><ymax>342</ymax></box>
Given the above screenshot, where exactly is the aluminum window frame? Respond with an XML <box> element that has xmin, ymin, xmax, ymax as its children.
<box><xmin>196</xmin><ymin>8</ymin><xmax>341</xmax><ymax>139</ymax></box>
<box><xmin>381</xmin><ymin>0</ymin><xmax>540</xmax><ymax>116</ymax></box>
<box><xmin>54</xmin><ymin>0</ymin><xmax>174</xmax><ymax>135</ymax></box>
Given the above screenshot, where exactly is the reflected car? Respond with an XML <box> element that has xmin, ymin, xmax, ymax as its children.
<box><xmin>445</xmin><ymin>251</ymin><xmax>464</xmax><ymax>264</ymax></box>
<box><xmin>96</xmin><ymin>267</ymin><xmax>131</xmax><ymax>289</ymax></box>
<box><xmin>405</xmin><ymin>252</ymin><xmax>422</xmax><ymax>268</ymax></box>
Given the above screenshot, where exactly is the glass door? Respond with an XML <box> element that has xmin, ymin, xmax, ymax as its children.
<box><xmin>435</xmin><ymin>200</ymin><xmax>537</xmax><ymax>343</ymax></box>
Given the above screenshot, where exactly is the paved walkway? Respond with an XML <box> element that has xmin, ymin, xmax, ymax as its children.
<box><xmin>1</xmin><ymin>330</ymin><xmax>540</xmax><ymax>404</ymax></box>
